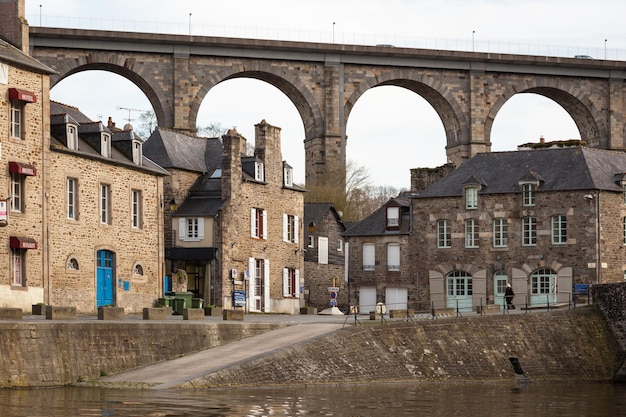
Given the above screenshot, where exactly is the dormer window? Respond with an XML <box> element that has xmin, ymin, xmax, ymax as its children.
<box><xmin>522</xmin><ymin>183</ymin><xmax>536</xmax><ymax>206</ymax></box>
<box><xmin>255</xmin><ymin>161</ymin><xmax>265</xmax><ymax>182</ymax></box>
<box><xmin>101</xmin><ymin>133</ymin><xmax>111</xmax><ymax>158</ymax></box>
<box><xmin>283</xmin><ymin>164</ymin><xmax>293</xmax><ymax>187</ymax></box>
<box><xmin>386</xmin><ymin>206</ymin><xmax>399</xmax><ymax>228</ymax></box>
<box><xmin>465</xmin><ymin>187</ymin><xmax>478</xmax><ymax>209</ymax></box>
<box><xmin>132</xmin><ymin>140</ymin><xmax>142</xmax><ymax>165</ymax></box>
<box><xmin>67</xmin><ymin>124</ymin><xmax>78</xmax><ymax>150</ymax></box>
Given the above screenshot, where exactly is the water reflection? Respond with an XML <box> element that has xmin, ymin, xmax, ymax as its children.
<box><xmin>0</xmin><ymin>382</ymin><xmax>624</xmax><ymax>416</ymax></box>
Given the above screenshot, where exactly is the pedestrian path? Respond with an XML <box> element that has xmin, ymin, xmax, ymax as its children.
<box><xmin>97</xmin><ymin>322</ymin><xmax>344</xmax><ymax>390</ymax></box>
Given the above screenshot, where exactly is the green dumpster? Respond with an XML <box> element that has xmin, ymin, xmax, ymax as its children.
<box><xmin>171</xmin><ymin>298</ymin><xmax>186</xmax><ymax>315</ymax></box>
<box><xmin>192</xmin><ymin>298</ymin><xmax>204</xmax><ymax>308</ymax></box>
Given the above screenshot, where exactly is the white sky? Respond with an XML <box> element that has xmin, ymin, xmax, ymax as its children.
<box><xmin>26</xmin><ymin>0</ymin><xmax>626</xmax><ymax>189</ymax></box>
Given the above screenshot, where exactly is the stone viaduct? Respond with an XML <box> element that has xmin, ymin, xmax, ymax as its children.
<box><xmin>29</xmin><ymin>26</ymin><xmax>626</xmax><ymax>187</ymax></box>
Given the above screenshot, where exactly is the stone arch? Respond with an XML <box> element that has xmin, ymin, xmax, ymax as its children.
<box><xmin>189</xmin><ymin>63</ymin><xmax>324</xmax><ymax>142</ymax></box>
<box><xmin>345</xmin><ymin>70</ymin><xmax>469</xmax><ymax>158</ymax></box>
<box><xmin>49</xmin><ymin>62</ymin><xmax>169</xmax><ymax>129</ymax></box>
<box><xmin>485</xmin><ymin>81</ymin><xmax>607</xmax><ymax>149</ymax></box>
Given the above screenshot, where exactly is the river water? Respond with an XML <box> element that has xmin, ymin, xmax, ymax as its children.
<box><xmin>1</xmin><ymin>382</ymin><xmax>624</xmax><ymax>416</ymax></box>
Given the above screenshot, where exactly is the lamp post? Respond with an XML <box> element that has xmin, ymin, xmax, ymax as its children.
<box><xmin>605</xmin><ymin>39</ymin><xmax>607</xmax><ymax>60</ymax></box>
<box><xmin>472</xmin><ymin>30</ymin><xmax>475</xmax><ymax>52</ymax></box>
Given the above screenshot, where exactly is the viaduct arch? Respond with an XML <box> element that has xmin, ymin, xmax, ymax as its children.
<box><xmin>29</xmin><ymin>27</ymin><xmax>626</xmax><ymax>187</ymax></box>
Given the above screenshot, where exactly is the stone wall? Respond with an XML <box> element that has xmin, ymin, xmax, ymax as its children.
<box><xmin>184</xmin><ymin>308</ymin><xmax>622</xmax><ymax>388</ymax></box>
<box><xmin>0</xmin><ymin>322</ymin><xmax>285</xmax><ymax>388</ymax></box>
<box><xmin>593</xmin><ymin>282</ymin><xmax>626</xmax><ymax>381</ymax></box>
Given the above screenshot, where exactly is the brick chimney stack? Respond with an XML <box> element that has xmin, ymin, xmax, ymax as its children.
<box><xmin>0</xmin><ymin>0</ymin><xmax>30</xmax><ymax>53</ymax></box>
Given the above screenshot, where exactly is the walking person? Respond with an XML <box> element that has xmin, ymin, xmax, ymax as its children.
<box><xmin>505</xmin><ymin>283</ymin><xmax>515</xmax><ymax>310</ymax></box>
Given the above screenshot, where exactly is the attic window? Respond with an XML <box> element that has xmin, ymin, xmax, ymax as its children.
<box><xmin>210</xmin><ymin>168</ymin><xmax>222</xmax><ymax>179</ymax></box>
<box><xmin>255</xmin><ymin>161</ymin><xmax>265</xmax><ymax>182</ymax></box>
<box><xmin>284</xmin><ymin>165</ymin><xmax>293</xmax><ymax>187</ymax></box>
<box><xmin>132</xmin><ymin>140</ymin><xmax>142</xmax><ymax>165</ymax></box>
<box><xmin>386</xmin><ymin>206</ymin><xmax>399</xmax><ymax>228</ymax></box>
<box><xmin>101</xmin><ymin>133</ymin><xmax>111</xmax><ymax>158</ymax></box>
<box><xmin>465</xmin><ymin>186</ymin><xmax>478</xmax><ymax>209</ymax></box>
<box><xmin>67</xmin><ymin>124</ymin><xmax>78</xmax><ymax>150</ymax></box>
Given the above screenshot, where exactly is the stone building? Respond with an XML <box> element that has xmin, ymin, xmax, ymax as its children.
<box><xmin>48</xmin><ymin>102</ymin><xmax>169</xmax><ymax>313</ymax></box>
<box><xmin>343</xmin><ymin>194</ymin><xmax>412</xmax><ymax>314</ymax></box>
<box><xmin>144</xmin><ymin>120</ymin><xmax>306</xmax><ymax>314</ymax></box>
<box><xmin>0</xmin><ymin>1</ymin><xmax>54</xmax><ymax>310</ymax></box>
<box><xmin>303</xmin><ymin>202</ymin><xmax>346</xmax><ymax>311</ymax></box>
<box><xmin>412</xmin><ymin>146</ymin><xmax>626</xmax><ymax>312</ymax></box>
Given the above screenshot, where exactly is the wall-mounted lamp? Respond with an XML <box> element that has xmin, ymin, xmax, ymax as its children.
<box><xmin>582</xmin><ymin>194</ymin><xmax>594</xmax><ymax>200</ymax></box>
<box><xmin>294</xmin><ymin>248</ymin><xmax>300</xmax><ymax>255</ymax></box>
<box><xmin>308</xmin><ymin>222</ymin><xmax>317</xmax><ymax>233</ymax></box>
<box><xmin>169</xmin><ymin>198</ymin><xmax>178</xmax><ymax>211</ymax></box>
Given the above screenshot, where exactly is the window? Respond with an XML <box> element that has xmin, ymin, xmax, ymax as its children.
<box><xmin>464</xmin><ymin>219</ymin><xmax>479</xmax><ymax>248</ymax></box>
<box><xmin>465</xmin><ymin>187</ymin><xmax>478</xmax><ymax>209</ymax></box>
<box><xmin>493</xmin><ymin>218</ymin><xmax>508</xmax><ymax>247</ymax></box>
<box><xmin>337</xmin><ymin>239</ymin><xmax>343</xmax><ymax>252</ymax></box>
<box><xmin>530</xmin><ymin>268</ymin><xmax>554</xmax><ymax>295</ymax></box>
<box><xmin>10</xmin><ymin>173</ymin><xmax>23</xmax><ymax>213</ymax></box>
<box><xmin>318</xmin><ymin>236</ymin><xmax>328</xmax><ymax>264</ymax></box>
<box><xmin>67</xmin><ymin>178</ymin><xmax>77</xmax><ymax>220</ymax></box>
<box><xmin>522</xmin><ymin>216</ymin><xmax>537</xmax><ymax>246</ymax></box>
<box><xmin>132</xmin><ymin>141</ymin><xmax>142</xmax><ymax>165</ymax></box>
<box><xmin>283</xmin><ymin>165</ymin><xmax>293</xmax><ymax>187</ymax></box>
<box><xmin>363</xmin><ymin>243</ymin><xmax>375</xmax><ymax>271</ymax></box>
<box><xmin>251</xmin><ymin>208</ymin><xmax>267</xmax><ymax>239</ymax></box>
<box><xmin>522</xmin><ymin>183</ymin><xmax>535</xmax><ymax>206</ymax></box>
<box><xmin>623</xmin><ymin>185</ymin><xmax>626</xmax><ymax>204</ymax></box>
<box><xmin>10</xmin><ymin>100</ymin><xmax>24</xmax><ymax>139</ymax></box>
<box><xmin>437</xmin><ymin>219</ymin><xmax>451</xmax><ymax>248</ymax></box>
<box><xmin>386</xmin><ymin>206</ymin><xmax>399</xmax><ymax>228</ymax></box>
<box><xmin>101</xmin><ymin>133</ymin><xmax>111</xmax><ymax>158</ymax></box>
<box><xmin>255</xmin><ymin>161</ymin><xmax>265</xmax><ymax>181</ymax></box>
<box><xmin>133</xmin><ymin>263</ymin><xmax>144</xmax><ymax>275</ymax></box>
<box><xmin>11</xmin><ymin>248</ymin><xmax>25</xmax><ymax>286</ymax></box>
<box><xmin>66</xmin><ymin>257</ymin><xmax>79</xmax><ymax>270</ymax></box>
<box><xmin>551</xmin><ymin>215</ymin><xmax>567</xmax><ymax>244</ymax></box>
<box><xmin>623</xmin><ymin>217</ymin><xmax>626</xmax><ymax>245</ymax></box>
<box><xmin>131</xmin><ymin>189</ymin><xmax>142</xmax><ymax>229</ymax></box>
<box><xmin>307</xmin><ymin>235</ymin><xmax>314</xmax><ymax>248</ymax></box>
<box><xmin>446</xmin><ymin>270</ymin><xmax>472</xmax><ymax>296</ymax></box>
<box><xmin>178</xmin><ymin>217</ymin><xmax>204</xmax><ymax>241</ymax></box>
<box><xmin>283</xmin><ymin>214</ymin><xmax>299</xmax><ymax>243</ymax></box>
<box><xmin>387</xmin><ymin>243</ymin><xmax>400</xmax><ymax>271</ymax></box>
<box><xmin>67</xmin><ymin>125</ymin><xmax>78</xmax><ymax>150</ymax></box>
<box><xmin>100</xmin><ymin>184</ymin><xmax>111</xmax><ymax>224</ymax></box>
<box><xmin>282</xmin><ymin>267</ymin><xmax>300</xmax><ymax>298</ymax></box>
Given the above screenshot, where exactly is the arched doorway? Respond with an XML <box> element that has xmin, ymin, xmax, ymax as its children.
<box><xmin>530</xmin><ymin>268</ymin><xmax>557</xmax><ymax>305</ymax></box>
<box><xmin>446</xmin><ymin>270</ymin><xmax>473</xmax><ymax>312</ymax></box>
<box><xmin>494</xmin><ymin>270</ymin><xmax>509</xmax><ymax>307</ymax></box>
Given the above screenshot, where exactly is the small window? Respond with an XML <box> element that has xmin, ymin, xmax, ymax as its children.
<box><xmin>133</xmin><ymin>263</ymin><xmax>144</xmax><ymax>275</ymax></box>
<box><xmin>387</xmin><ymin>243</ymin><xmax>400</xmax><ymax>271</ymax></box>
<box><xmin>131</xmin><ymin>189</ymin><xmax>142</xmax><ymax>229</ymax></box>
<box><xmin>437</xmin><ymin>219</ymin><xmax>451</xmax><ymax>248</ymax></box>
<box><xmin>10</xmin><ymin>100</ymin><xmax>24</xmax><ymax>139</ymax></box>
<box><xmin>337</xmin><ymin>239</ymin><xmax>343</xmax><ymax>252</ymax></box>
<box><xmin>465</xmin><ymin>187</ymin><xmax>478</xmax><ymax>209</ymax></box>
<box><xmin>522</xmin><ymin>183</ymin><xmax>535</xmax><ymax>206</ymax></box>
<box><xmin>623</xmin><ymin>217</ymin><xmax>626</xmax><ymax>245</ymax></box>
<box><xmin>493</xmin><ymin>218</ymin><xmax>508</xmax><ymax>248</ymax></box>
<box><xmin>363</xmin><ymin>243</ymin><xmax>375</xmax><ymax>271</ymax></box>
<box><xmin>307</xmin><ymin>235</ymin><xmax>314</xmax><ymax>248</ymax></box>
<box><xmin>178</xmin><ymin>217</ymin><xmax>205</xmax><ymax>241</ymax></box>
<box><xmin>464</xmin><ymin>219</ymin><xmax>479</xmax><ymax>248</ymax></box>
<box><xmin>67</xmin><ymin>257</ymin><xmax>79</xmax><ymax>270</ymax></box>
<box><xmin>386</xmin><ymin>206</ymin><xmax>399</xmax><ymax>228</ymax></box>
<box><xmin>132</xmin><ymin>141</ymin><xmax>142</xmax><ymax>165</ymax></box>
<box><xmin>251</xmin><ymin>208</ymin><xmax>267</xmax><ymax>239</ymax></box>
<box><xmin>100</xmin><ymin>184</ymin><xmax>111</xmax><ymax>224</ymax></box>
<box><xmin>187</xmin><ymin>218</ymin><xmax>199</xmax><ymax>239</ymax></box>
<box><xmin>11</xmin><ymin>248</ymin><xmax>25</xmax><ymax>286</ymax></box>
<box><xmin>10</xmin><ymin>173</ymin><xmax>24</xmax><ymax>213</ymax></box>
<box><xmin>283</xmin><ymin>165</ymin><xmax>293</xmax><ymax>187</ymax></box>
<box><xmin>551</xmin><ymin>215</ymin><xmax>567</xmax><ymax>245</ymax></box>
<box><xmin>283</xmin><ymin>214</ymin><xmax>298</xmax><ymax>243</ymax></box>
<box><xmin>67</xmin><ymin>125</ymin><xmax>78</xmax><ymax>150</ymax></box>
<box><xmin>101</xmin><ymin>133</ymin><xmax>111</xmax><ymax>158</ymax></box>
<box><xmin>522</xmin><ymin>216</ymin><xmax>537</xmax><ymax>246</ymax></box>
<box><xmin>282</xmin><ymin>267</ymin><xmax>300</xmax><ymax>298</ymax></box>
<box><xmin>255</xmin><ymin>162</ymin><xmax>265</xmax><ymax>182</ymax></box>
<box><xmin>67</xmin><ymin>178</ymin><xmax>78</xmax><ymax>220</ymax></box>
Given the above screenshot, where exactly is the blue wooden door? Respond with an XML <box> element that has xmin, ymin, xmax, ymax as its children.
<box><xmin>96</xmin><ymin>250</ymin><xmax>114</xmax><ymax>307</ymax></box>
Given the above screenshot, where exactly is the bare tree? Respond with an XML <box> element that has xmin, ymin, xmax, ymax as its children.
<box><xmin>134</xmin><ymin>110</ymin><xmax>158</xmax><ymax>140</ymax></box>
<box><xmin>197</xmin><ymin>122</ymin><xmax>227</xmax><ymax>138</ymax></box>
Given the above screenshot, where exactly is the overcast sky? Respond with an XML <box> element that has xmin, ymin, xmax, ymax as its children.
<box><xmin>26</xmin><ymin>0</ymin><xmax>626</xmax><ymax>189</ymax></box>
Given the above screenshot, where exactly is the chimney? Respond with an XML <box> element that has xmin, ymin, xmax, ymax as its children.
<box><xmin>107</xmin><ymin>117</ymin><xmax>116</xmax><ymax>128</ymax></box>
<box><xmin>539</xmin><ymin>136</ymin><xmax>545</xmax><ymax>144</ymax></box>
<box><xmin>221</xmin><ymin>129</ymin><xmax>245</xmax><ymax>201</ymax></box>
<box><xmin>0</xmin><ymin>0</ymin><xmax>29</xmax><ymax>53</ymax></box>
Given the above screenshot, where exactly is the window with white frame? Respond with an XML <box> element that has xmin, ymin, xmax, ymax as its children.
<box><xmin>282</xmin><ymin>267</ymin><xmax>300</xmax><ymax>298</ymax></box>
<box><xmin>11</xmin><ymin>248</ymin><xmax>25</xmax><ymax>286</ymax></box>
<box><xmin>101</xmin><ymin>133</ymin><xmax>111</xmax><ymax>158</ymax></box>
<box><xmin>522</xmin><ymin>216</ymin><xmax>537</xmax><ymax>246</ymax></box>
<box><xmin>522</xmin><ymin>183</ymin><xmax>536</xmax><ymax>206</ymax></box>
<box><xmin>363</xmin><ymin>243</ymin><xmax>375</xmax><ymax>271</ymax></box>
<box><xmin>10</xmin><ymin>173</ymin><xmax>23</xmax><ymax>213</ymax></box>
<box><xmin>551</xmin><ymin>214</ymin><xmax>567</xmax><ymax>245</ymax></box>
<box><xmin>464</xmin><ymin>219</ymin><xmax>479</xmax><ymax>248</ymax></box>
<box><xmin>178</xmin><ymin>217</ymin><xmax>204</xmax><ymax>241</ymax></box>
<box><xmin>386</xmin><ymin>206</ymin><xmax>399</xmax><ymax>228</ymax></box>
<box><xmin>131</xmin><ymin>189</ymin><xmax>142</xmax><ymax>229</ymax></box>
<box><xmin>283</xmin><ymin>214</ymin><xmax>299</xmax><ymax>243</ymax></box>
<box><xmin>337</xmin><ymin>239</ymin><xmax>343</xmax><ymax>252</ymax></box>
<box><xmin>10</xmin><ymin>100</ymin><xmax>24</xmax><ymax>139</ymax></box>
<box><xmin>283</xmin><ymin>165</ymin><xmax>293</xmax><ymax>187</ymax></box>
<box><xmin>67</xmin><ymin>177</ymin><xmax>78</xmax><ymax>220</ymax></box>
<box><xmin>493</xmin><ymin>218</ymin><xmax>508</xmax><ymax>247</ymax></box>
<box><xmin>465</xmin><ymin>187</ymin><xmax>478</xmax><ymax>209</ymax></box>
<box><xmin>67</xmin><ymin>124</ymin><xmax>78</xmax><ymax>150</ymax></box>
<box><xmin>132</xmin><ymin>141</ymin><xmax>142</xmax><ymax>165</ymax></box>
<box><xmin>387</xmin><ymin>243</ymin><xmax>400</xmax><ymax>271</ymax></box>
<box><xmin>251</xmin><ymin>208</ymin><xmax>267</xmax><ymax>239</ymax></box>
<box><xmin>318</xmin><ymin>236</ymin><xmax>328</xmax><ymax>264</ymax></box>
<box><xmin>100</xmin><ymin>183</ymin><xmax>111</xmax><ymax>224</ymax></box>
<box><xmin>307</xmin><ymin>235</ymin><xmax>314</xmax><ymax>248</ymax></box>
<box><xmin>437</xmin><ymin>219</ymin><xmax>451</xmax><ymax>248</ymax></box>
<box><xmin>255</xmin><ymin>161</ymin><xmax>265</xmax><ymax>181</ymax></box>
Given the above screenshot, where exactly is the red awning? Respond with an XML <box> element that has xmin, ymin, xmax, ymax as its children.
<box><xmin>8</xmin><ymin>88</ymin><xmax>37</xmax><ymax>103</ymax></box>
<box><xmin>10</xmin><ymin>236</ymin><xmax>38</xmax><ymax>250</ymax></box>
<box><xmin>9</xmin><ymin>161</ymin><xmax>36</xmax><ymax>176</ymax></box>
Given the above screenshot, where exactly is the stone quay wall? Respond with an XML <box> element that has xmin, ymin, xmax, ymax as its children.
<box><xmin>183</xmin><ymin>307</ymin><xmax>622</xmax><ymax>389</ymax></box>
<box><xmin>593</xmin><ymin>282</ymin><xmax>626</xmax><ymax>381</ymax></box>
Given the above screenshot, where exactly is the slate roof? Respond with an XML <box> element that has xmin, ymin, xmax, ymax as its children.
<box><xmin>416</xmin><ymin>147</ymin><xmax>626</xmax><ymax>198</ymax></box>
<box><xmin>0</xmin><ymin>38</ymin><xmax>55</xmax><ymax>74</ymax></box>
<box><xmin>304</xmin><ymin>203</ymin><xmax>345</xmax><ymax>232</ymax></box>
<box><xmin>173</xmin><ymin>174</ymin><xmax>224</xmax><ymax>217</ymax></box>
<box><xmin>143</xmin><ymin>127</ymin><xmax>222</xmax><ymax>173</ymax></box>
<box><xmin>343</xmin><ymin>194</ymin><xmax>411</xmax><ymax>237</ymax></box>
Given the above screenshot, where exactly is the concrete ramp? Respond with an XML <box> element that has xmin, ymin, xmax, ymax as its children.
<box><xmin>98</xmin><ymin>323</ymin><xmax>344</xmax><ymax>389</ymax></box>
